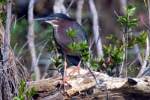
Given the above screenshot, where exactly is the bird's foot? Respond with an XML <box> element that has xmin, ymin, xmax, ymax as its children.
<box><xmin>68</xmin><ymin>66</ymin><xmax>80</xmax><ymax>76</ymax></box>
<box><xmin>68</xmin><ymin>61</ymin><xmax>81</xmax><ymax>76</ymax></box>
<box><xmin>58</xmin><ymin>76</ymin><xmax>72</xmax><ymax>91</ymax></box>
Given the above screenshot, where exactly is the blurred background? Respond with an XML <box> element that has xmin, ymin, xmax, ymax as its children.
<box><xmin>4</xmin><ymin>0</ymin><xmax>149</xmax><ymax>80</ymax></box>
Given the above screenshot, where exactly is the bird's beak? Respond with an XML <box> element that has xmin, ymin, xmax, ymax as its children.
<box><xmin>34</xmin><ymin>17</ymin><xmax>55</xmax><ymax>23</ymax></box>
<box><xmin>45</xmin><ymin>20</ymin><xmax>52</xmax><ymax>24</ymax></box>
<box><xmin>34</xmin><ymin>16</ymin><xmax>56</xmax><ymax>21</ymax></box>
<box><xmin>34</xmin><ymin>17</ymin><xmax>59</xmax><ymax>27</ymax></box>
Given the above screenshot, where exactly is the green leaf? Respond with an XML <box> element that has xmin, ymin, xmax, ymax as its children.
<box><xmin>117</xmin><ymin>5</ymin><xmax>138</xmax><ymax>29</ymax></box>
<box><xmin>106</xmin><ymin>35</ymin><xmax>113</xmax><ymax>40</ymax></box>
<box><xmin>18</xmin><ymin>80</ymin><xmax>26</xmax><ymax>97</ymax></box>
<box><xmin>13</xmin><ymin>97</ymin><xmax>21</xmax><ymax>100</ymax></box>
<box><xmin>127</xmin><ymin>5</ymin><xmax>136</xmax><ymax>16</ymax></box>
<box><xmin>117</xmin><ymin>16</ymin><xmax>128</xmax><ymax>26</ymax></box>
<box><xmin>128</xmin><ymin>18</ymin><xmax>138</xmax><ymax>28</ymax></box>
<box><xmin>26</xmin><ymin>87</ymin><xmax>36</xmax><ymax>100</ymax></box>
<box><xmin>66</xmin><ymin>28</ymin><xmax>77</xmax><ymax>38</ymax></box>
<box><xmin>135</xmin><ymin>31</ymin><xmax>147</xmax><ymax>46</ymax></box>
<box><xmin>0</xmin><ymin>0</ymin><xmax>6</xmax><ymax>4</ymax></box>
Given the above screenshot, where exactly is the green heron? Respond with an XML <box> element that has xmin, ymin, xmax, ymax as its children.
<box><xmin>35</xmin><ymin>13</ymin><xmax>88</xmax><ymax>84</ymax></box>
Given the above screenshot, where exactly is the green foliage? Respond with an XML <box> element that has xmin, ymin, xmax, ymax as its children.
<box><xmin>34</xmin><ymin>21</ymin><xmax>54</xmax><ymax>51</ymax></box>
<box><xmin>90</xmin><ymin>58</ymin><xmax>104</xmax><ymax>70</ymax></box>
<box><xmin>66</xmin><ymin>28</ymin><xmax>89</xmax><ymax>62</ymax></box>
<box><xmin>103</xmin><ymin>44</ymin><xmax>124</xmax><ymax>65</ymax></box>
<box><xmin>126</xmin><ymin>5</ymin><xmax>136</xmax><ymax>16</ymax></box>
<box><xmin>11</xmin><ymin>19</ymin><xmax>28</xmax><ymax>52</ymax></box>
<box><xmin>13</xmin><ymin>80</ymin><xmax>36</xmax><ymax>100</ymax></box>
<box><xmin>68</xmin><ymin>40</ymin><xmax>89</xmax><ymax>61</ymax></box>
<box><xmin>51</xmin><ymin>52</ymin><xmax>63</xmax><ymax>69</ymax></box>
<box><xmin>0</xmin><ymin>0</ymin><xmax>6</xmax><ymax>3</ymax></box>
<box><xmin>128</xmin><ymin>31</ymin><xmax>147</xmax><ymax>48</ymax></box>
<box><xmin>68</xmin><ymin>42</ymin><xmax>80</xmax><ymax>53</ymax></box>
<box><xmin>68</xmin><ymin>39</ymin><xmax>103</xmax><ymax>70</ymax></box>
<box><xmin>106</xmin><ymin>35</ymin><xmax>122</xmax><ymax>45</ymax></box>
<box><xmin>135</xmin><ymin>31</ymin><xmax>147</xmax><ymax>46</ymax></box>
<box><xmin>79</xmin><ymin>41</ymin><xmax>89</xmax><ymax>61</ymax></box>
<box><xmin>117</xmin><ymin>4</ymin><xmax>147</xmax><ymax>48</ymax></box>
<box><xmin>90</xmin><ymin>33</ymin><xmax>124</xmax><ymax>74</ymax></box>
<box><xmin>116</xmin><ymin>4</ymin><xmax>148</xmax><ymax>77</ymax></box>
<box><xmin>0</xmin><ymin>13</ymin><xmax>6</xmax><ymax>24</ymax></box>
<box><xmin>118</xmin><ymin>5</ymin><xmax>138</xmax><ymax>30</ymax></box>
<box><xmin>128</xmin><ymin>65</ymin><xmax>139</xmax><ymax>77</ymax></box>
<box><xmin>66</xmin><ymin>28</ymin><xmax>77</xmax><ymax>38</ymax></box>
<box><xmin>12</xmin><ymin>19</ymin><xmax>28</xmax><ymax>34</ymax></box>
<box><xmin>104</xmin><ymin>34</ymin><xmax>124</xmax><ymax>70</ymax></box>
<box><xmin>26</xmin><ymin>87</ymin><xmax>36</xmax><ymax>100</ymax></box>
<box><xmin>0</xmin><ymin>0</ymin><xmax>6</xmax><ymax>24</ymax></box>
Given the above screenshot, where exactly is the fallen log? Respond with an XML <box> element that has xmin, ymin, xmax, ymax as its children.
<box><xmin>27</xmin><ymin>68</ymin><xmax>150</xmax><ymax>98</ymax></box>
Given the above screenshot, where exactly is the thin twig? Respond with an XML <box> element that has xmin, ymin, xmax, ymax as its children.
<box><xmin>36</xmin><ymin>41</ymin><xmax>49</xmax><ymax>67</ymax></box>
<box><xmin>17</xmin><ymin>40</ymin><xmax>48</xmax><ymax>60</ymax></box>
<box><xmin>66</xmin><ymin>0</ymin><xmax>75</xmax><ymax>13</ymax></box>
<box><xmin>17</xmin><ymin>42</ymin><xmax>28</xmax><ymax>57</ymax></box>
<box><xmin>118</xmin><ymin>0</ymin><xmax>127</xmax><ymax>77</ymax></box>
<box><xmin>119</xmin><ymin>34</ymin><xmax>126</xmax><ymax>77</ymax></box>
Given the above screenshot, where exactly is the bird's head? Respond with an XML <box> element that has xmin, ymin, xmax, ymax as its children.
<box><xmin>35</xmin><ymin>13</ymin><xmax>74</xmax><ymax>27</ymax></box>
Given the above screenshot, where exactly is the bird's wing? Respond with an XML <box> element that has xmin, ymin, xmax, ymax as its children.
<box><xmin>72</xmin><ymin>22</ymin><xmax>88</xmax><ymax>42</ymax></box>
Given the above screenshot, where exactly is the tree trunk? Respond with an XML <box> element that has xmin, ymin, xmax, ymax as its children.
<box><xmin>53</xmin><ymin>0</ymin><xmax>67</xmax><ymax>14</ymax></box>
<box><xmin>88</xmin><ymin>0</ymin><xmax>103</xmax><ymax>58</ymax></box>
<box><xmin>76</xmin><ymin>0</ymin><xmax>84</xmax><ymax>25</ymax></box>
<box><xmin>0</xmin><ymin>0</ymin><xmax>19</xmax><ymax>99</ymax></box>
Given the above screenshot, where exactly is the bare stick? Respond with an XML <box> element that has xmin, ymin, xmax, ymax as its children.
<box><xmin>66</xmin><ymin>0</ymin><xmax>75</xmax><ymax>12</ymax></box>
<box><xmin>134</xmin><ymin>44</ymin><xmax>143</xmax><ymax>65</ymax></box>
<box><xmin>88</xmin><ymin>0</ymin><xmax>103</xmax><ymax>58</ymax></box>
<box><xmin>119</xmin><ymin>34</ymin><xmax>126</xmax><ymax>77</ymax></box>
<box><xmin>76</xmin><ymin>0</ymin><xmax>84</xmax><ymax>25</ymax></box>
<box><xmin>119</xmin><ymin>0</ymin><xmax>127</xmax><ymax>77</ymax></box>
<box><xmin>28</xmin><ymin>0</ymin><xmax>40</xmax><ymax>80</ymax></box>
<box><xmin>36</xmin><ymin>41</ymin><xmax>48</xmax><ymax>69</ymax></box>
<box><xmin>137</xmin><ymin>36</ymin><xmax>149</xmax><ymax>77</ymax></box>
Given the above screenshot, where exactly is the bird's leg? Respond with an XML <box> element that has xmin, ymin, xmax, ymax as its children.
<box><xmin>63</xmin><ymin>58</ymin><xmax>69</xmax><ymax>85</ymax></box>
<box><xmin>77</xmin><ymin>60</ymin><xmax>81</xmax><ymax>75</ymax></box>
<box><xmin>59</xmin><ymin>59</ymin><xmax>72</xmax><ymax>91</ymax></box>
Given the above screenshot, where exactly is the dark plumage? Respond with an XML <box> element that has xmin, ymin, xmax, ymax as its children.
<box><xmin>35</xmin><ymin>13</ymin><xmax>87</xmax><ymax>66</ymax></box>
